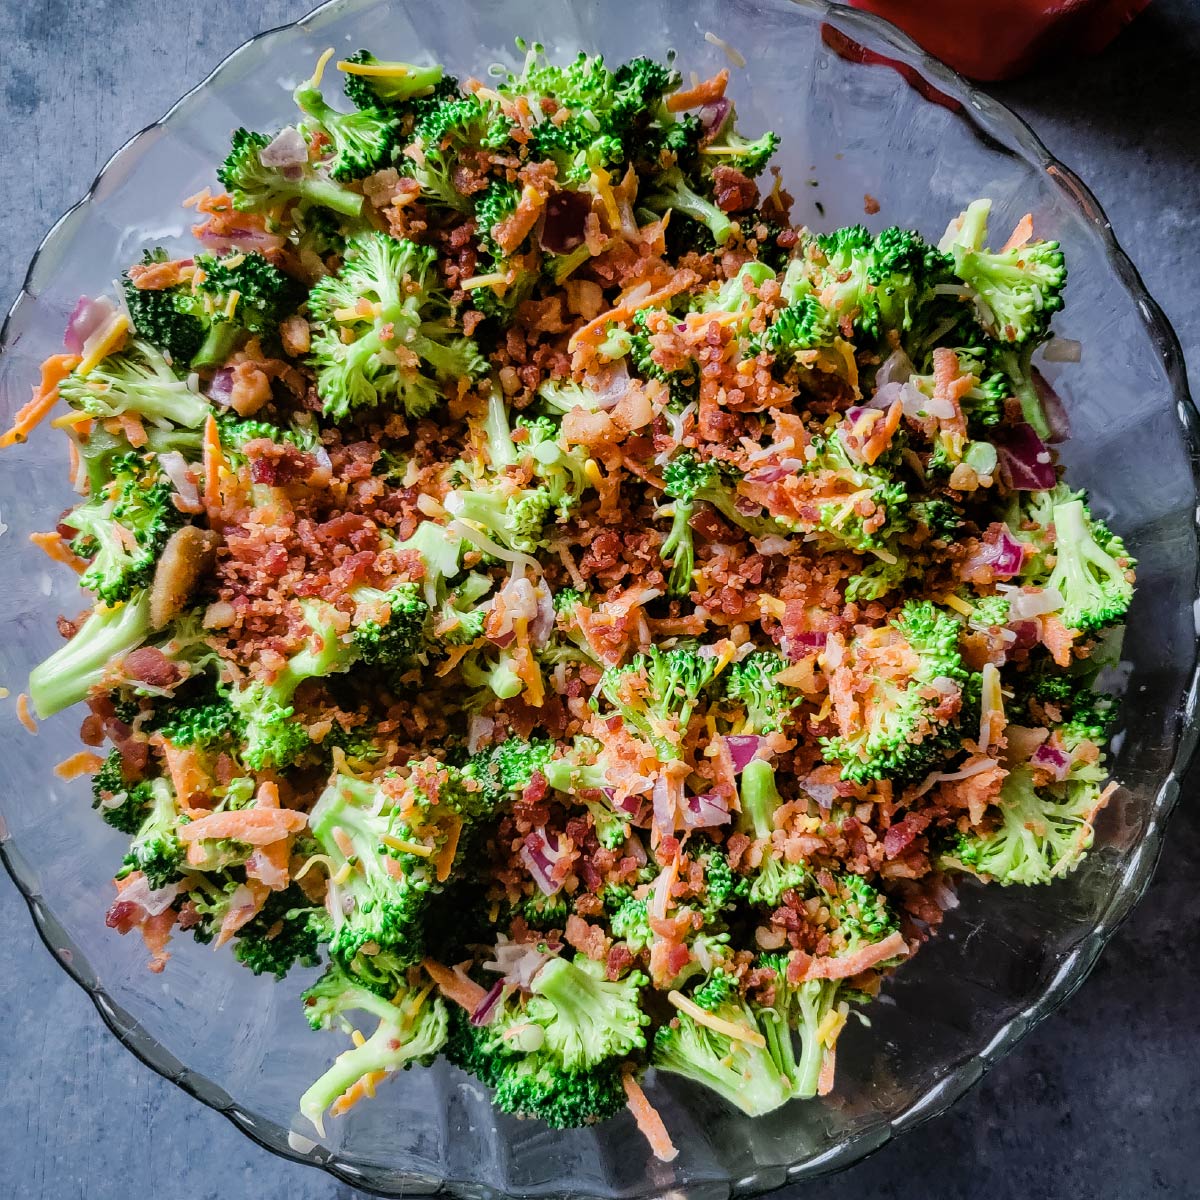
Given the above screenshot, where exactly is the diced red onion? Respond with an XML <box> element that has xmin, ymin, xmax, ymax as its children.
<box><xmin>698</xmin><ymin>97</ymin><xmax>732</xmax><ymax>141</ymax></box>
<box><xmin>208</xmin><ymin>367</ymin><xmax>235</xmax><ymax>406</ymax></box>
<box><xmin>529</xmin><ymin>581</ymin><xmax>555</xmax><ymax>648</ymax></box>
<box><xmin>753</xmin><ymin>534</ymin><xmax>792</xmax><ymax>556</ymax></box>
<box><xmin>1033</xmin><ymin>368</ymin><xmax>1070</xmax><ymax>443</ymax></box>
<box><xmin>470</xmin><ymin>980</ymin><xmax>507</xmax><ymax>1026</ymax></box>
<box><xmin>997</xmin><ymin>423</ymin><xmax>1056</xmax><ymax>491</ymax></box>
<box><xmin>260</xmin><ymin>126</ymin><xmax>308</xmax><ymax>167</ymax></box>
<box><xmin>682</xmin><ymin>790</ymin><xmax>731</xmax><ymax>829</ymax></box>
<box><xmin>846</xmin><ymin>405</ymin><xmax>869</xmax><ymax>424</ymax></box>
<box><xmin>651</xmin><ymin>774</ymin><xmax>673</xmax><ymax>834</ymax></box>
<box><xmin>963</xmin><ymin>524</ymin><xmax>1027</xmax><ymax>581</ymax></box>
<box><xmin>196</xmin><ymin>225</ymin><xmax>285</xmax><ymax>255</ymax></box>
<box><xmin>725</xmin><ymin>734</ymin><xmax>765</xmax><ymax>774</ymax></box>
<box><xmin>1041</xmin><ymin>337</ymin><xmax>1082</xmax><ymax>363</ymax></box>
<box><xmin>114</xmin><ymin>875</ymin><xmax>180</xmax><ymax>917</ymax></box>
<box><xmin>1008</xmin><ymin>619</ymin><xmax>1040</xmax><ymax>649</ymax></box>
<box><xmin>519</xmin><ymin>827</ymin><xmax>565</xmax><ymax>896</ymax></box>
<box><xmin>745</xmin><ymin>465</ymin><xmax>791</xmax><ymax>484</ymax></box>
<box><xmin>802</xmin><ymin>773</ymin><xmax>838</xmax><ymax>808</ymax></box>
<box><xmin>65</xmin><ymin>295</ymin><xmax>116</xmax><ymax>354</ymax></box>
<box><xmin>539</xmin><ymin>190</ymin><xmax>591</xmax><ymax>255</ymax></box>
<box><xmin>159</xmin><ymin>451</ymin><xmax>202</xmax><ymax>514</ymax></box>
<box><xmin>1004</xmin><ymin>585</ymin><xmax>1064</xmax><ymax>621</ymax></box>
<box><xmin>782</xmin><ymin>630</ymin><xmax>827</xmax><ymax>660</ymax></box>
<box><xmin>1030</xmin><ymin>742</ymin><xmax>1071</xmax><ymax>780</ymax></box>
<box><xmin>467</xmin><ymin>715</ymin><xmax>494</xmax><ymax>755</ymax></box>
<box><xmin>875</xmin><ymin>347</ymin><xmax>915</xmax><ymax>388</ymax></box>
<box><xmin>483</xmin><ymin>937</ymin><xmax>552</xmax><ymax>987</ymax></box>
<box><xmin>584</xmin><ymin>362</ymin><xmax>630</xmax><ymax>411</ymax></box>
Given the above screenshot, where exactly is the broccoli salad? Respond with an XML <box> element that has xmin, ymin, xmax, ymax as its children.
<box><xmin>6</xmin><ymin>40</ymin><xmax>1134</xmax><ymax>1159</ymax></box>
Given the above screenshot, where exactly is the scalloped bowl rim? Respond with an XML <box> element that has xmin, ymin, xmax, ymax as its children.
<box><xmin>1</xmin><ymin>0</ymin><xmax>1197</xmax><ymax>1195</ymax></box>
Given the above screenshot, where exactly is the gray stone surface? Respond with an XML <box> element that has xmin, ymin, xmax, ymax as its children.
<box><xmin>1</xmin><ymin>2</ymin><xmax>1197</xmax><ymax>1197</ymax></box>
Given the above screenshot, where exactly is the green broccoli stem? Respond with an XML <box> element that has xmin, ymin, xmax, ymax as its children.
<box><xmin>660</xmin><ymin>497</ymin><xmax>695</xmax><ymax>597</ymax></box>
<box><xmin>298</xmin><ymin>175</ymin><xmax>366</xmax><ymax>219</ymax></box>
<box><xmin>794</xmin><ymin>980</ymin><xmax>840</xmax><ymax>1099</ymax></box>
<box><xmin>191</xmin><ymin>321</ymin><xmax>243</xmax><ymax>371</ymax></box>
<box><xmin>29</xmin><ymin>592</ymin><xmax>152</xmax><ymax>717</ymax></box>
<box><xmin>737</xmin><ymin>759</ymin><xmax>782</xmax><ymax>842</ymax></box>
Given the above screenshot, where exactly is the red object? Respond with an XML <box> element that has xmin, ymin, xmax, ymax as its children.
<box><xmin>848</xmin><ymin>0</ymin><xmax>1151</xmax><ymax>81</ymax></box>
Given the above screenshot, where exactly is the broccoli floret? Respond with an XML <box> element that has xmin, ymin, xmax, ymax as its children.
<box><xmin>626</xmin><ymin>308</ymin><xmax>699</xmax><ymax>406</ymax></box>
<box><xmin>725</xmin><ymin>649</ymin><xmax>795</xmax><ymax>735</ymax></box>
<box><xmin>63</xmin><ymin>452</ymin><xmax>184</xmax><ymax>605</ymax></box>
<box><xmin>300</xmin><ymin>962</ymin><xmax>448</xmax><ymax>1135</ymax></box>
<box><xmin>491</xmin><ymin>1052</ymin><xmax>627</xmax><ymax>1128</ymax></box>
<box><xmin>756</xmin><ymin>295</ymin><xmax>840</xmax><ymax>366</ymax></box>
<box><xmin>652</xmin><ymin>970</ymin><xmax>793</xmax><ymax>1117</ymax></box>
<box><xmin>1044</xmin><ymin>498</ymin><xmax>1135</xmax><ymax>634</ymax></box>
<box><xmin>594</xmin><ymin>643</ymin><xmax>722</xmax><ymax>762</ymax></box>
<box><xmin>121</xmin><ymin>250</ymin><xmax>204</xmax><ymax>365</ymax></box>
<box><xmin>227</xmin><ymin>599</ymin><xmax>356</xmax><ymax>770</ymax></box>
<box><xmin>408</xmin><ymin>94</ymin><xmax>512</xmax><ymax>212</ymax></box>
<box><xmin>609</xmin><ymin>894</ymin><xmax>653</xmax><ymax>952</ymax></box>
<box><xmin>217</xmin><ymin>127</ymin><xmax>364</xmax><ymax>218</ymax></box>
<box><xmin>349</xmin><ymin>582</ymin><xmax>430</xmax><ymax>670</ymax></box>
<box><xmin>520</xmin><ymin>890</ymin><xmax>573</xmax><ymax>930</ymax></box>
<box><xmin>59</xmin><ymin>340</ymin><xmax>212</xmax><ymax>430</ymax></box>
<box><xmin>643</xmin><ymin>165</ymin><xmax>734</xmax><ymax>246</ymax></box>
<box><xmin>189</xmin><ymin>251</ymin><xmax>299</xmax><ymax>369</ymax></box>
<box><xmin>845</xmin><ymin>558</ymin><xmax>909</xmax><ymax>604</ymax></box>
<box><xmin>232</xmin><ymin>885</ymin><xmax>326</xmax><ymax>979</ymax></box>
<box><xmin>293</xmin><ymin>71</ymin><xmax>400</xmax><ymax>182</ymax></box>
<box><xmin>515</xmin><ymin>954</ymin><xmax>649</xmax><ymax>1070</ymax></box>
<box><xmin>462</xmin><ymin>737</ymin><xmax>554</xmax><ymax>807</ymax></box>
<box><xmin>754</xmin><ymin>954</ymin><xmax>850</xmax><ymax>1100</ymax></box>
<box><xmin>29</xmin><ymin>592</ymin><xmax>152</xmax><ymax>718</ymax></box>
<box><xmin>659</xmin><ymin>451</ymin><xmax>783</xmax><ymax>597</ymax></box>
<box><xmin>307</xmin><ymin>232</ymin><xmax>485</xmax><ymax>421</ymax></box>
<box><xmin>939</xmin><ymin>199</ymin><xmax>1066</xmax><ymax>345</ymax></box>
<box><xmin>91</xmin><ymin>748</ymin><xmax>153</xmax><ymax>834</ymax></box>
<box><xmin>115</xmin><ymin>777</ymin><xmax>185</xmax><ymax>889</ymax></box>
<box><xmin>697</xmin><ymin>105</ymin><xmax>779</xmax><ymax>178</ymax></box>
<box><xmin>819</xmin><ymin>600</ymin><xmax>972</xmax><ymax>783</ymax></box>
<box><xmin>157</xmin><ymin>694</ymin><xmax>245</xmax><ymax>750</ymax></box>
<box><xmin>698</xmin><ymin>845</ymin><xmax>737</xmax><ymax>918</ymax></box>
<box><xmin>944</xmin><ymin>764</ymin><xmax>1108</xmax><ymax>885</ymax></box>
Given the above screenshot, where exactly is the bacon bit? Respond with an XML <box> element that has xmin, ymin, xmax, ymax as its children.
<box><xmin>568</xmin><ymin>272</ymin><xmax>699</xmax><ymax>352</ymax></box>
<box><xmin>29</xmin><ymin>530</ymin><xmax>87</xmax><ymax>572</ymax></box>
<box><xmin>802</xmin><ymin>930</ymin><xmax>908</xmax><ymax>981</ymax></box>
<box><xmin>493</xmin><ymin>184</ymin><xmax>546</xmax><ymax>256</ymax></box>
<box><xmin>863</xmin><ymin>193</ymin><xmax>881</xmax><ymax>216</ymax></box>
<box><xmin>228</xmin><ymin>360</ymin><xmax>273</xmax><ymax>417</ymax></box>
<box><xmin>423</xmin><ymin>957</ymin><xmax>487</xmax><ymax>1011</ymax></box>
<box><xmin>1000</xmin><ymin>213</ymin><xmax>1034</xmax><ymax>254</ymax></box>
<box><xmin>565</xmin><ymin>913</ymin><xmax>611</xmax><ymax>962</ymax></box>
<box><xmin>15</xmin><ymin>694</ymin><xmax>37</xmax><ymax>735</ymax></box>
<box><xmin>621</xmin><ymin>1069</ymin><xmax>678</xmax><ymax>1163</ymax></box>
<box><xmin>280</xmin><ymin>314</ymin><xmax>311</xmax><ymax>357</ymax></box>
<box><xmin>178</xmin><ymin>806</ymin><xmax>307</xmax><ymax>845</ymax></box>
<box><xmin>861</xmin><ymin>397</ymin><xmax>903</xmax><ymax>465</ymax></box>
<box><xmin>434</xmin><ymin>813</ymin><xmax>462</xmax><ymax>883</ymax></box>
<box><xmin>202</xmin><ymin>413</ymin><xmax>225</xmax><ymax>518</ymax></box>
<box><xmin>54</xmin><ymin>750</ymin><xmax>105</xmax><ymax>780</ymax></box>
<box><xmin>0</xmin><ymin>354</ymin><xmax>80</xmax><ymax>449</ymax></box>
<box><xmin>666</xmin><ymin>68</ymin><xmax>729</xmax><ymax>111</ymax></box>
<box><xmin>150</xmin><ymin>526</ymin><xmax>220</xmax><ymax>630</ymax></box>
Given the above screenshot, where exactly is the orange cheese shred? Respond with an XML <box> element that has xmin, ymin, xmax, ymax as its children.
<box><xmin>621</xmin><ymin>1069</ymin><xmax>678</xmax><ymax>1162</ymax></box>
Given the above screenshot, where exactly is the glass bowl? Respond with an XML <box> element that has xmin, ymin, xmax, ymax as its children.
<box><xmin>0</xmin><ymin>0</ymin><xmax>1195</xmax><ymax>1195</ymax></box>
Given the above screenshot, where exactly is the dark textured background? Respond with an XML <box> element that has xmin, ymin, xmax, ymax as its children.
<box><xmin>2</xmin><ymin>3</ymin><xmax>1197</xmax><ymax>1198</ymax></box>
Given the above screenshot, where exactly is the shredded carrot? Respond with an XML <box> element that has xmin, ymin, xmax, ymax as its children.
<box><xmin>568</xmin><ymin>273</ymin><xmax>699</xmax><ymax>351</ymax></box>
<box><xmin>861</xmin><ymin>398</ymin><xmax>903</xmax><ymax>465</ymax></box>
<box><xmin>255</xmin><ymin>779</ymin><xmax>281</xmax><ymax>809</ymax></box>
<box><xmin>245</xmin><ymin>838</ymin><xmax>291</xmax><ymax>890</ymax></box>
<box><xmin>666</xmin><ymin>68</ymin><xmax>729</xmax><ymax>112</ymax></box>
<box><xmin>817</xmin><ymin>1047</ymin><xmax>837</xmax><ymax>1097</ymax></box>
<box><xmin>621</xmin><ymin>1070</ymin><xmax>678</xmax><ymax>1163</ymax></box>
<box><xmin>54</xmin><ymin>751</ymin><xmax>105</xmax><ymax>780</ymax></box>
<box><xmin>422</xmin><ymin>957</ymin><xmax>486</xmax><ymax>1011</ymax></box>
<box><xmin>141</xmin><ymin>907</ymin><xmax>177</xmax><ymax>973</ymax></box>
<box><xmin>434</xmin><ymin>814</ymin><xmax>462</xmax><ymax>884</ymax></box>
<box><xmin>802</xmin><ymin>930</ymin><xmax>908</xmax><ymax>981</ymax></box>
<box><xmin>215</xmin><ymin>880</ymin><xmax>269</xmax><ymax>947</ymax></box>
<box><xmin>29</xmin><ymin>530</ymin><xmax>87</xmax><ymax>573</ymax></box>
<box><xmin>0</xmin><ymin>354</ymin><xmax>80</xmax><ymax>450</ymax></box>
<box><xmin>1000</xmin><ymin>212</ymin><xmax>1034</xmax><ymax>254</ymax></box>
<box><xmin>116</xmin><ymin>412</ymin><xmax>148</xmax><ymax>449</ymax></box>
<box><xmin>202</xmin><ymin>412</ymin><xmax>224</xmax><ymax>517</ymax></box>
<box><xmin>15</xmin><ymin>693</ymin><xmax>37</xmax><ymax>735</ymax></box>
<box><xmin>330</xmin><ymin>1070</ymin><xmax>389</xmax><ymax>1117</ymax></box>
<box><xmin>160</xmin><ymin>740</ymin><xmax>210</xmax><ymax>811</ymax></box>
<box><xmin>178</xmin><ymin>807</ymin><xmax>308</xmax><ymax>845</ymax></box>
